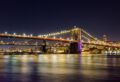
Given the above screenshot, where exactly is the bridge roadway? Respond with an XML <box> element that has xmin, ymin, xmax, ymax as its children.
<box><xmin>0</xmin><ymin>34</ymin><xmax>77</xmax><ymax>43</ymax></box>
<box><xmin>0</xmin><ymin>33</ymin><xmax>120</xmax><ymax>48</ymax></box>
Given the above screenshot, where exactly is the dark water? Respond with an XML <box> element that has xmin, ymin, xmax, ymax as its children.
<box><xmin>0</xmin><ymin>54</ymin><xmax>120</xmax><ymax>82</ymax></box>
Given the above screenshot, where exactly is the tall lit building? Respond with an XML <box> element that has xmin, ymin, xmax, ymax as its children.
<box><xmin>103</xmin><ymin>35</ymin><xmax>107</xmax><ymax>42</ymax></box>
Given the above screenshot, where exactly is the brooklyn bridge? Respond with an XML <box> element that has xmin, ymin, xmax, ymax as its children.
<box><xmin>0</xmin><ymin>26</ymin><xmax>120</xmax><ymax>54</ymax></box>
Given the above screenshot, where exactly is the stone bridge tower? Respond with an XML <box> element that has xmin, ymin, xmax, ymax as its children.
<box><xmin>70</xmin><ymin>26</ymin><xmax>82</xmax><ymax>54</ymax></box>
<box><xmin>71</xmin><ymin>27</ymin><xmax>81</xmax><ymax>41</ymax></box>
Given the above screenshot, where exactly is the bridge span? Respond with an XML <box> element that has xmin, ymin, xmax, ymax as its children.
<box><xmin>0</xmin><ymin>26</ymin><xmax>120</xmax><ymax>54</ymax></box>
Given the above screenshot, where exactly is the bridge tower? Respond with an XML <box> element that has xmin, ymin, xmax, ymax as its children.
<box><xmin>71</xmin><ymin>26</ymin><xmax>81</xmax><ymax>41</ymax></box>
<box><xmin>70</xmin><ymin>26</ymin><xmax>82</xmax><ymax>54</ymax></box>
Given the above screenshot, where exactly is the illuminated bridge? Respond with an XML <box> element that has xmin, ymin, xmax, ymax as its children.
<box><xmin>0</xmin><ymin>26</ymin><xmax>120</xmax><ymax>54</ymax></box>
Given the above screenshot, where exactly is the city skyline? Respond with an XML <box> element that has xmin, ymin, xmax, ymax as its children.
<box><xmin>0</xmin><ymin>0</ymin><xmax>120</xmax><ymax>41</ymax></box>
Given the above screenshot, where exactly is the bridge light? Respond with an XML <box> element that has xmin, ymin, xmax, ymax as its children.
<box><xmin>43</xmin><ymin>35</ymin><xmax>45</xmax><ymax>37</ymax></box>
<box><xmin>5</xmin><ymin>32</ymin><xmax>8</xmax><ymax>34</ymax></box>
<box><xmin>45</xmin><ymin>34</ymin><xmax>47</xmax><ymax>36</ymax></box>
<box><xmin>38</xmin><ymin>35</ymin><xmax>42</xmax><ymax>37</ymax></box>
<box><xmin>44</xmin><ymin>35</ymin><xmax>48</xmax><ymax>38</ymax></box>
<box><xmin>67</xmin><ymin>38</ymin><xmax>69</xmax><ymax>40</ymax></box>
<box><xmin>60</xmin><ymin>37</ymin><xmax>62</xmax><ymax>39</ymax></box>
<box><xmin>53</xmin><ymin>36</ymin><xmax>56</xmax><ymax>39</ymax></box>
<box><xmin>61</xmin><ymin>31</ymin><xmax>63</xmax><ymax>34</ymax></box>
<box><xmin>38</xmin><ymin>35</ymin><xmax>40</xmax><ymax>37</ymax></box>
<box><xmin>30</xmin><ymin>34</ymin><xmax>33</xmax><ymax>37</ymax></box>
<box><xmin>70</xmin><ymin>38</ymin><xmax>73</xmax><ymax>41</ymax></box>
<box><xmin>23</xmin><ymin>33</ymin><xmax>26</xmax><ymax>37</ymax></box>
<box><xmin>88</xmin><ymin>40</ymin><xmax>90</xmax><ymax>43</ymax></box>
<box><xmin>12</xmin><ymin>41</ymin><xmax>15</xmax><ymax>43</ymax></box>
<box><xmin>57</xmin><ymin>32</ymin><xmax>60</xmax><ymax>35</ymax></box>
<box><xmin>13</xmin><ymin>32</ymin><xmax>16</xmax><ymax>35</ymax></box>
<box><xmin>0</xmin><ymin>41</ymin><xmax>3</xmax><ymax>44</ymax></box>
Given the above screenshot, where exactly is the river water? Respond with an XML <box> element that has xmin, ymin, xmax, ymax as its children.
<box><xmin>0</xmin><ymin>54</ymin><xmax>120</xmax><ymax>82</ymax></box>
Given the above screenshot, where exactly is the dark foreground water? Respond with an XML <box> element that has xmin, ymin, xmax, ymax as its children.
<box><xmin>0</xmin><ymin>54</ymin><xmax>120</xmax><ymax>82</ymax></box>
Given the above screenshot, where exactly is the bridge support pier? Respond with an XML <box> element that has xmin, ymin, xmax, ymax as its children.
<box><xmin>70</xmin><ymin>42</ymin><xmax>82</xmax><ymax>54</ymax></box>
<box><xmin>41</xmin><ymin>40</ymin><xmax>47</xmax><ymax>53</ymax></box>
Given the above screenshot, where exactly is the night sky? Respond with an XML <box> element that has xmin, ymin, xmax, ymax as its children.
<box><xmin>0</xmin><ymin>0</ymin><xmax>120</xmax><ymax>41</ymax></box>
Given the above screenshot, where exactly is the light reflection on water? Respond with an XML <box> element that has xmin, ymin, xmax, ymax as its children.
<box><xmin>0</xmin><ymin>54</ymin><xmax>120</xmax><ymax>82</ymax></box>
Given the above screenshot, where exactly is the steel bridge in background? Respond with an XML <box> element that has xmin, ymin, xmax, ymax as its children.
<box><xmin>0</xmin><ymin>26</ymin><xmax>120</xmax><ymax>54</ymax></box>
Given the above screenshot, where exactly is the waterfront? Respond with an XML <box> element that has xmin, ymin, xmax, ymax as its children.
<box><xmin>0</xmin><ymin>54</ymin><xmax>120</xmax><ymax>82</ymax></box>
